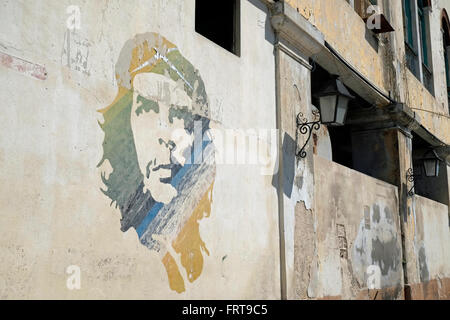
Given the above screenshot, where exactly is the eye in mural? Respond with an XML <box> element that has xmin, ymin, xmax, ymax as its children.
<box><xmin>98</xmin><ymin>33</ymin><xmax>216</xmax><ymax>293</ymax></box>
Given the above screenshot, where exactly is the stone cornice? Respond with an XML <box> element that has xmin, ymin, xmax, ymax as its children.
<box><xmin>270</xmin><ymin>1</ymin><xmax>325</xmax><ymax>59</ymax></box>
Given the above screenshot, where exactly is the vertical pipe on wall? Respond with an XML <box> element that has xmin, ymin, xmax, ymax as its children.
<box><xmin>274</xmin><ymin>35</ymin><xmax>287</xmax><ymax>300</ymax></box>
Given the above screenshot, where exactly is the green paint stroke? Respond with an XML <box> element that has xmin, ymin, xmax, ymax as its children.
<box><xmin>98</xmin><ymin>91</ymin><xmax>143</xmax><ymax>209</ymax></box>
<box><xmin>135</xmin><ymin>95</ymin><xmax>160</xmax><ymax>116</ymax></box>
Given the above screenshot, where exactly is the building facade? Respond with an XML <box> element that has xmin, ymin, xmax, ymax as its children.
<box><xmin>0</xmin><ymin>0</ymin><xmax>449</xmax><ymax>299</ymax></box>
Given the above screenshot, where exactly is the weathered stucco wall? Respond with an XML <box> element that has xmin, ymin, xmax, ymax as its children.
<box><xmin>404</xmin><ymin>71</ymin><xmax>450</xmax><ymax>145</ymax></box>
<box><xmin>275</xmin><ymin>43</ymin><xmax>317</xmax><ymax>299</ymax></box>
<box><xmin>300</xmin><ymin>155</ymin><xmax>404</xmax><ymax>300</ymax></box>
<box><xmin>1</xmin><ymin>0</ymin><xmax>449</xmax><ymax>301</ymax></box>
<box><xmin>399</xmin><ymin>0</ymin><xmax>450</xmax><ymax>144</ymax></box>
<box><xmin>408</xmin><ymin>195</ymin><xmax>450</xmax><ymax>299</ymax></box>
<box><xmin>276</xmin><ymin>0</ymin><xmax>450</xmax><ymax>300</ymax></box>
<box><xmin>0</xmin><ymin>0</ymin><xmax>281</xmax><ymax>299</ymax></box>
<box><xmin>285</xmin><ymin>0</ymin><xmax>450</xmax><ymax>144</ymax></box>
<box><xmin>415</xmin><ymin>196</ymin><xmax>450</xmax><ymax>281</ymax></box>
<box><xmin>285</xmin><ymin>0</ymin><xmax>388</xmax><ymax>93</ymax></box>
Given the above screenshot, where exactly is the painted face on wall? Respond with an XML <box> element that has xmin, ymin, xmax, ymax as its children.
<box><xmin>98</xmin><ymin>33</ymin><xmax>216</xmax><ymax>293</ymax></box>
<box><xmin>131</xmin><ymin>73</ymin><xmax>194</xmax><ymax>204</ymax></box>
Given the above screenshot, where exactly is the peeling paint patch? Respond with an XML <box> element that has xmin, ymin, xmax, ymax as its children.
<box><xmin>337</xmin><ymin>224</ymin><xmax>348</xmax><ymax>259</ymax></box>
<box><xmin>418</xmin><ymin>246</ymin><xmax>429</xmax><ymax>283</ymax></box>
<box><xmin>371</xmin><ymin>236</ymin><xmax>400</xmax><ymax>276</ymax></box>
<box><xmin>372</xmin><ymin>204</ymin><xmax>381</xmax><ymax>223</ymax></box>
<box><xmin>294</xmin><ymin>201</ymin><xmax>316</xmax><ymax>299</ymax></box>
<box><xmin>61</xmin><ymin>30</ymin><xmax>91</xmax><ymax>75</ymax></box>
<box><xmin>364</xmin><ymin>206</ymin><xmax>371</xmax><ymax>230</ymax></box>
<box><xmin>0</xmin><ymin>51</ymin><xmax>47</xmax><ymax>80</ymax></box>
<box><xmin>353</xmin><ymin>204</ymin><xmax>402</xmax><ymax>288</ymax></box>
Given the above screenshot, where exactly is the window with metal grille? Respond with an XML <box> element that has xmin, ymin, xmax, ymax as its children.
<box><xmin>442</xmin><ymin>10</ymin><xmax>450</xmax><ymax>113</ymax></box>
<box><xmin>402</xmin><ymin>0</ymin><xmax>434</xmax><ymax>95</ymax></box>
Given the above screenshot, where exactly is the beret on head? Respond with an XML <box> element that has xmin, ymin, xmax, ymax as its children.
<box><xmin>114</xmin><ymin>32</ymin><xmax>210</xmax><ymax>118</ymax></box>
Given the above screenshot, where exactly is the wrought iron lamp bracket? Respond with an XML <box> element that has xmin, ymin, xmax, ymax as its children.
<box><xmin>406</xmin><ymin>168</ymin><xmax>422</xmax><ymax>197</ymax></box>
<box><xmin>296</xmin><ymin>110</ymin><xmax>321</xmax><ymax>159</ymax></box>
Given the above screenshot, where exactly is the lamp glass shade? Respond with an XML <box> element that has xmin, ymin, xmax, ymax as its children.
<box><xmin>335</xmin><ymin>96</ymin><xmax>350</xmax><ymax>126</ymax></box>
<box><xmin>423</xmin><ymin>158</ymin><xmax>439</xmax><ymax>177</ymax></box>
<box><xmin>319</xmin><ymin>95</ymin><xmax>337</xmax><ymax>124</ymax></box>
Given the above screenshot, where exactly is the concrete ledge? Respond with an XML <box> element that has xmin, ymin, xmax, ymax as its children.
<box><xmin>347</xmin><ymin>103</ymin><xmax>421</xmax><ymax>134</ymax></box>
<box><xmin>387</xmin><ymin>103</ymin><xmax>422</xmax><ymax>131</ymax></box>
<box><xmin>270</xmin><ymin>1</ymin><xmax>392</xmax><ymax>108</ymax></box>
<box><xmin>271</xmin><ymin>1</ymin><xmax>325</xmax><ymax>58</ymax></box>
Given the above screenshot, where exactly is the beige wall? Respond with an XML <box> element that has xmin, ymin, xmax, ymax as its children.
<box><xmin>297</xmin><ymin>155</ymin><xmax>404</xmax><ymax>299</ymax></box>
<box><xmin>285</xmin><ymin>0</ymin><xmax>388</xmax><ymax>92</ymax></box>
<box><xmin>0</xmin><ymin>0</ymin><xmax>281</xmax><ymax>299</ymax></box>
<box><xmin>414</xmin><ymin>195</ymin><xmax>450</xmax><ymax>282</ymax></box>
<box><xmin>285</xmin><ymin>0</ymin><xmax>450</xmax><ymax>144</ymax></box>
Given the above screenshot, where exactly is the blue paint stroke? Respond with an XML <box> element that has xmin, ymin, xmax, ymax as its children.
<box><xmin>135</xmin><ymin>140</ymin><xmax>211</xmax><ymax>238</ymax></box>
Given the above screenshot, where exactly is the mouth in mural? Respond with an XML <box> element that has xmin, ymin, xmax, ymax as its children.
<box><xmin>151</xmin><ymin>164</ymin><xmax>175</xmax><ymax>185</ymax></box>
<box><xmin>145</xmin><ymin>161</ymin><xmax>175</xmax><ymax>177</ymax></box>
<box><xmin>159</xmin><ymin>176</ymin><xmax>172</xmax><ymax>184</ymax></box>
<box><xmin>153</xmin><ymin>163</ymin><xmax>175</xmax><ymax>172</ymax></box>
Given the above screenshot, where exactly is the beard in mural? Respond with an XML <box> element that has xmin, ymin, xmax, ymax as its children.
<box><xmin>98</xmin><ymin>33</ymin><xmax>216</xmax><ymax>293</ymax></box>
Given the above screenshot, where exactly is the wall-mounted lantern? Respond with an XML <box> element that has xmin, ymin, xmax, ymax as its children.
<box><xmin>422</xmin><ymin>149</ymin><xmax>442</xmax><ymax>177</ymax></box>
<box><xmin>315</xmin><ymin>75</ymin><xmax>355</xmax><ymax>126</ymax></box>
<box><xmin>296</xmin><ymin>76</ymin><xmax>354</xmax><ymax>159</ymax></box>
<box><xmin>406</xmin><ymin>149</ymin><xmax>443</xmax><ymax>197</ymax></box>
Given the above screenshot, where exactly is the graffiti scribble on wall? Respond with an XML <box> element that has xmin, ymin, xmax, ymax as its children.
<box><xmin>98</xmin><ymin>33</ymin><xmax>216</xmax><ymax>293</ymax></box>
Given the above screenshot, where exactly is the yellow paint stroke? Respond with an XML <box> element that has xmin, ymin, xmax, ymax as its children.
<box><xmin>172</xmin><ymin>182</ymin><xmax>214</xmax><ymax>283</ymax></box>
<box><xmin>162</xmin><ymin>252</ymin><xmax>186</xmax><ymax>293</ymax></box>
<box><xmin>129</xmin><ymin>41</ymin><xmax>158</xmax><ymax>78</ymax></box>
<box><xmin>98</xmin><ymin>36</ymin><xmax>176</xmax><ymax>115</ymax></box>
<box><xmin>98</xmin><ymin>86</ymin><xmax>130</xmax><ymax>114</ymax></box>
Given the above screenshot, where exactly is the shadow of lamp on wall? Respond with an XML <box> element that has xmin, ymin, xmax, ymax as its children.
<box><xmin>407</xmin><ymin>149</ymin><xmax>443</xmax><ymax>197</ymax></box>
<box><xmin>296</xmin><ymin>75</ymin><xmax>355</xmax><ymax>159</ymax></box>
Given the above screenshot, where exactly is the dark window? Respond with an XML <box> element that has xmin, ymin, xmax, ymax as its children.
<box><xmin>418</xmin><ymin>3</ymin><xmax>428</xmax><ymax>67</ymax></box>
<box><xmin>311</xmin><ymin>62</ymin><xmax>398</xmax><ymax>186</ymax></box>
<box><xmin>443</xmin><ymin>11</ymin><xmax>450</xmax><ymax>112</ymax></box>
<box><xmin>195</xmin><ymin>0</ymin><xmax>240</xmax><ymax>56</ymax></box>
<box><xmin>404</xmin><ymin>0</ymin><xmax>415</xmax><ymax>47</ymax></box>
<box><xmin>328</xmin><ymin>125</ymin><xmax>354</xmax><ymax>169</ymax></box>
<box><xmin>411</xmin><ymin>133</ymin><xmax>449</xmax><ymax>206</ymax></box>
<box><xmin>402</xmin><ymin>0</ymin><xmax>434</xmax><ymax>94</ymax></box>
<box><xmin>403</xmin><ymin>0</ymin><xmax>420</xmax><ymax>79</ymax></box>
<box><xmin>418</xmin><ymin>0</ymin><xmax>434</xmax><ymax>94</ymax></box>
<box><xmin>445</xmin><ymin>41</ymin><xmax>450</xmax><ymax>87</ymax></box>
